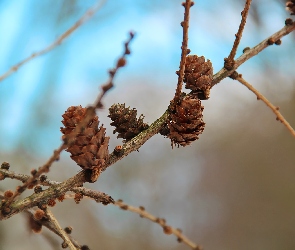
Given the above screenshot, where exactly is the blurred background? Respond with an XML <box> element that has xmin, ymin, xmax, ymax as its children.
<box><xmin>0</xmin><ymin>0</ymin><xmax>295</xmax><ymax>249</ymax></box>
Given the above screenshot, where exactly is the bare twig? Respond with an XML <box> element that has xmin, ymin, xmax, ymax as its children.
<box><xmin>0</xmin><ymin>168</ymin><xmax>114</xmax><ymax>203</ymax></box>
<box><xmin>44</xmin><ymin>208</ymin><xmax>77</xmax><ymax>250</ymax></box>
<box><xmin>0</xmin><ymin>0</ymin><xmax>106</xmax><ymax>82</ymax></box>
<box><xmin>174</xmin><ymin>0</ymin><xmax>194</xmax><ymax>103</ymax></box>
<box><xmin>24</xmin><ymin>209</ymin><xmax>81</xmax><ymax>249</ymax></box>
<box><xmin>233</xmin><ymin>72</ymin><xmax>295</xmax><ymax>137</ymax></box>
<box><xmin>5</xmin><ymin>145</ymin><xmax>67</xmax><ymax>206</ymax></box>
<box><xmin>0</xmin><ymin>171</ymin><xmax>113</xmax><ymax>219</ymax></box>
<box><xmin>213</xmin><ymin>20</ymin><xmax>295</xmax><ymax>86</ymax></box>
<box><xmin>70</xmin><ymin>187</ymin><xmax>115</xmax><ymax>204</ymax></box>
<box><xmin>0</xmin><ymin>171</ymin><xmax>86</xmax><ymax>220</ymax></box>
<box><xmin>224</xmin><ymin>0</ymin><xmax>252</xmax><ymax>70</ymax></box>
<box><xmin>115</xmin><ymin>200</ymin><xmax>201</xmax><ymax>250</ymax></box>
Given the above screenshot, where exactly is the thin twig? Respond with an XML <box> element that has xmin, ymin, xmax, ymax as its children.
<box><xmin>174</xmin><ymin>0</ymin><xmax>194</xmax><ymax>103</ymax></box>
<box><xmin>25</xmin><ymin>210</ymin><xmax>82</xmax><ymax>249</ymax></box>
<box><xmin>224</xmin><ymin>0</ymin><xmax>252</xmax><ymax>70</ymax></box>
<box><xmin>0</xmin><ymin>171</ymin><xmax>86</xmax><ymax>220</ymax></box>
<box><xmin>70</xmin><ymin>187</ymin><xmax>115</xmax><ymax>204</ymax></box>
<box><xmin>213</xmin><ymin>20</ymin><xmax>295</xmax><ymax>86</ymax></box>
<box><xmin>0</xmin><ymin>168</ymin><xmax>115</xmax><ymax>205</ymax></box>
<box><xmin>5</xmin><ymin>145</ymin><xmax>66</xmax><ymax>206</ymax></box>
<box><xmin>0</xmin><ymin>0</ymin><xmax>106</xmax><ymax>82</ymax></box>
<box><xmin>44</xmin><ymin>208</ymin><xmax>77</xmax><ymax>250</ymax></box>
<box><xmin>0</xmin><ymin>168</ymin><xmax>114</xmax><ymax>219</ymax></box>
<box><xmin>115</xmin><ymin>200</ymin><xmax>201</xmax><ymax>250</ymax></box>
<box><xmin>233</xmin><ymin>73</ymin><xmax>295</xmax><ymax>137</ymax></box>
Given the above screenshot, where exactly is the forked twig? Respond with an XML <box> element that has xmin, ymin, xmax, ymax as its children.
<box><xmin>25</xmin><ymin>210</ymin><xmax>82</xmax><ymax>249</ymax></box>
<box><xmin>5</xmin><ymin>145</ymin><xmax>67</xmax><ymax>206</ymax></box>
<box><xmin>115</xmin><ymin>200</ymin><xmax>201</xmax><ymax>250</ymax></box>
<box><xmin>0</xmin><ymin>171</ymin><xmax>86</xmax><ymax>220</ymax></box>
<box><xmin>232</xmin><ymin>72</ymin><xmax>295</xmax><ymax>137</ymax></box>
<box><xmin>213</xmin><ymin>20</ymin><xmax>295</xmax><ymax>86</ymax></box>
<box><xmin>0</xmin><ymin>0</ymin><xmax>106</xmax><ymax>82</ymax></box>
<box><xmin>174</xmin><ymin>0</ymin><xmax>194</xmax><ymax>103</ymax></box>
<box><xmin>0</xmin><ymin>168</ymin><xmax>115</xmax><ymax>205</ymax></box>
<box><xmin>224</xmin><ymin>0</ymin><xmax>252</xmax><ymax>70</ymax></box>
<box><xmin>44</xmin><ymin>208</ymin><xmax>77</xmax><ymax>250</ymax></box>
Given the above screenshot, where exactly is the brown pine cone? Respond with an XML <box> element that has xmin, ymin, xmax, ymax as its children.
<box><xmin>167</xmin><ymin>95</ymin><xmax>205</xmax><ymax>147</ymax></box>
<box><xmin>60</xmin><ymin>106</ymin><xmax>109</xmax><ymax>179</ymax></box>
<box><xmin>108</xmin><ymin>104</ymin><xmax>149</xmax><ymax>142</ymax></box>
<box><xmin>183</xmin><ymin>55</ymin><xmax>213</xmax><ymax>100</ymax></box>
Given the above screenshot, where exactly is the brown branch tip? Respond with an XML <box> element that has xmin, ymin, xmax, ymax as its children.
<box><xmin>224</xmin><ymin>0</ymin><xmax>252</xmax><ymax>70</ymax></box>
<box><xmin>174</xmin><ymin>0</ymin><xmax>194</xmax><ymax>103</ymax></box>
<box><xmin>115</xmin><ymin>199</ymin><xmax>201</xmax><ymax>250</ymax></box>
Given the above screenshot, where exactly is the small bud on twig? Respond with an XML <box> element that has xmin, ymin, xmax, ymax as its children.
<box><xmin>1</xmin><ymin>162</ymin><xmax>10</xmax><ymax>170</ymax></box>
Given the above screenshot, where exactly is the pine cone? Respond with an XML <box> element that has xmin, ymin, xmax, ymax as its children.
<box><xmin>108</xmin><ymin>104</ymin><xmax>149</xmax><ymax>142</ymax></box>
<box><xmin>183</xmin><ymin>55</ymin><xmax>213</xmax><ymax>100</ymax></box>
<box><xmin>167</xmin><ymin>95</ymin><xmax>205</xmax><ymax>147</ymax></box>
<box><xmin>60</xmin><ymin>106</ymin><xmax>109</xmax><ymax>181</ymax></box>
<box><xmin>286</xmin><ymin>1</ymin><xmax>295</xmax><ymax>15</ymax></box>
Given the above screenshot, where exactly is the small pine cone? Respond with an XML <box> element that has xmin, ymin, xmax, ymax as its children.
<box><xmin>286</xmin><ymin>1</ymin><xmax>295</xmax><ymax>15</ymax></box>
<box><xmin>60</xmin><ymin>106</ymin><xmax>109</xmax><ymax>171</ymax></box>
<box><xmin>183</xmin><ymin>55</ymin><xmax>213</xmax><ymax>100</ymax></box>
<box><xmin>168</xmin><ymin>95</ymin><xmax>205</xmax><ymax>147</ymax></box>
<box><xmin>108</xmin><ymin>104</ymin><xmax>149</xmax><ymax>142</ymax></box>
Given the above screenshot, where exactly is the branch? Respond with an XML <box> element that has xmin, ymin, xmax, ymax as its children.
<box><xmin>44</xmin><ymin>208</ymin><xmax>77</xmax><ymax>250</ymax></box>
<box><xmin>115</xmin><ymin>200</ymin><xmax>201</xmax><ymax>250</ymax></box>
<box><xmin>0</xmin><ymin>112</ymin><xmax>167</xmax><ymax>218</ymax></box>
<box><xmin>0</xmin><ymin>168</ymin><xmax>115</xmax><ymax>205</ymax></box>
<box><xmin>213</xmin><ymin>20</ymin><xmax>295</xmax><ymax>86</ymax></box>
<box><xmin>224</xmin><ymin>0</ymin><xmax>252</xmax><ymax>70</ymax></box>
<box><xmin>174</xmin><ymin>0</ymin><xmax>194</xmax><ymax>103</ymax></box>
<box><xmin>26</xmin><ymin>209</ymin><xmax>86</xmax><ymax>248</ymax></box>
<box><xmin>0</xmin><ymin>170</ymin><xmax>113</xmax><ymax>219</ymax></box>
<box><xmin>0</xmin><ymin>0</ymin><xmax>106</xmax><ymax>82</ymax></box>
<box><xmin>5</xmin><ymin>145</ymin><xmax>67</xmax><ymax>207</ymax></box>
<box><xmin>0</xmin><ymin>171</ymin><xmax>86</xmax><ymax>220</ymax></box>
<box><xmin>232</xmin><ymin>72</ymin><xmax>295</xmax><ymax>137</ymax></box>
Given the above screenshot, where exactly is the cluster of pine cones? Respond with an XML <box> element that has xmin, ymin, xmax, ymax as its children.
<box><xmin>60</xmin><ymin>104</ymin><xmax>149</xmax><ymax>180</ymax></box>
<box><xmin>164</xmin><ymin>55</ymin><xmax>213</xmax><ymax>147</ymax></box>
<box><xmin>60</xmin><ymin>55</ymin><xmax>213</xmax><ymax>176</ymax></box>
